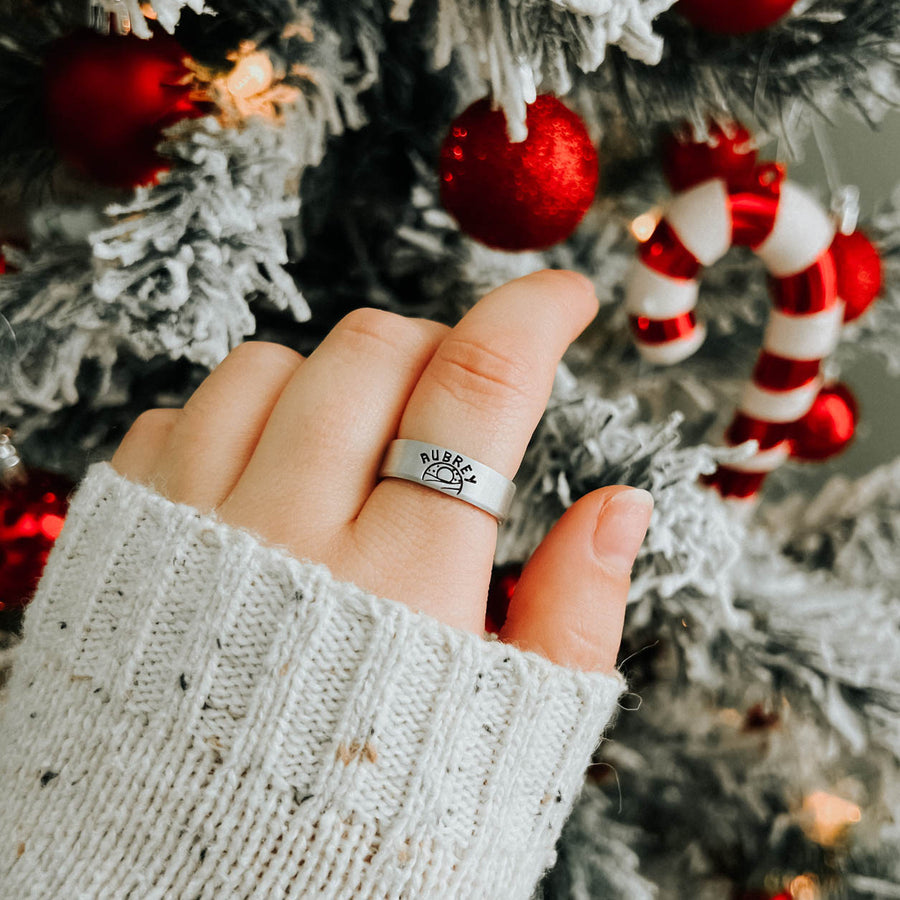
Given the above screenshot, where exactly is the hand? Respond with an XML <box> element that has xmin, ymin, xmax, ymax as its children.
<box><xmin>110</xmin><ymin>270</ymin><xmax>651</xmax><ymax>672</ymax></box>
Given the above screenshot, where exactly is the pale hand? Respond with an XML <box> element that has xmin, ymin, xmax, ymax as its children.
<box><xmin>111</xmin><ymin>270</ymin><xmax>652</xmax><ymax>672</ymax></box>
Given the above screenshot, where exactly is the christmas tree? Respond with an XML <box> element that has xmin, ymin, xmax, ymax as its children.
<box><xmin>2</xmin><ymin>1</ymin><xmax>900</xmax><ymax>896</ymax></box>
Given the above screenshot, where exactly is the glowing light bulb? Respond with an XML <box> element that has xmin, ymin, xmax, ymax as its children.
<box><xmin>630</xmin><ymin>210</ymin><xmax>661</xmax><ymax>243</ymax></box>
<box><xmin>789</xmin><ymin>873</ymin><xmax>820</xmax><ymax>900</ymax></box>
<box><xmin>800</xmin><ymin>791</ymin><xmax>861</xmax><ymax>846</ymax></box>
<box><xmin>226</xmin><ymin>52</ymin><xmax>274</xmax><ymax>99</ymax></box>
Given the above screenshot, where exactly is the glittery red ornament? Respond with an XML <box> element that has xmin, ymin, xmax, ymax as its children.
<box><xmin>43</xmin><ymin>29</ymin><xmax>204</xmax><ymax>188</ymax></box>
<box><xmin>485</xmin><ymin>564</ymin><xmax>520</xmax><ymax>634</ymax></box>
<box><xmin>662</xmin><ymin>121</ymin><xmax>758</xmax><ymax>192</ymax></box>
<box><xmin>830</xmin><ymin>230</ymin><xmax>883</xmax><ymax>323</ymax></box>
<box><xmin>439</xmin><ymin>95</ymin><xmax>599</xmax><ymax>251</ymax></box>
<box><xmin>789</xmin><ymin>384</ymin><xmax>858</xmax><ymax>462</ymax></box>
<box><xmin>0</xmin><ymin>469</ymin><xmax>73</xmax><ymax>613</ymax></box>
<box><xmin>676</xmin><ymin>0</ymin><xmax>798</xmax><ymax>34</ymax></box>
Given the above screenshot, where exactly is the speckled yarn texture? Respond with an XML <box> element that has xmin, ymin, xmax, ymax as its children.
<box><xmin>0</xmin><ymin>462</ymin><xmax>625</xmax><ymax>899</ymax></box>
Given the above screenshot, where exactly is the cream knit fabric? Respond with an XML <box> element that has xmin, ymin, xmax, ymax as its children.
<box><xmin>0</xmin><ymin>462</ymin><xmax>626</xmax><ymax>899</ymax></box>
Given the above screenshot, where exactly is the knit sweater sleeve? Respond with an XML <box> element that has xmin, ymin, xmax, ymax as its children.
<box><xmin>0</xmin><ymin>462</ymin><xmax>626</xmax><ymax>900</ymax></box>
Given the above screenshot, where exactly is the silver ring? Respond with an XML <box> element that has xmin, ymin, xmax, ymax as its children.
<box><xmin>379</xmin><ymin>439</ymin><xmax>515</xmax><ymax>523</ymax></box>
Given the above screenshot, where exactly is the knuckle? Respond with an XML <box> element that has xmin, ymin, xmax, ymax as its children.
<box><xmin>550</xmin><ymin>618</ymin><xmax>609</xmax><ymax>672</ymax></box>
<box><xmin>226</xmin><ymin>340</ymin><xmax>302</xmax><ymax>370</ymax></box>
<box><xmin>408</xmin><ymin>315</ymin><xmax>451</xmax><ymax>343</ymax></box>
<box><xmin>336</xmin><ymin>308</ymin><xmax>423</xmax><ymax>357</ymax></box>
<box><xmin>430</xmin><ymin>336</ymin><xmax>534</xmax><ymax>409</ymax></box>
<box><xmin>129</xmin><ymin>408</ymin><xmax>179</xmax><ymax>436</ymax></box>
<box><xmin>535</xmin><ymin>267</ymin><xmax>595</xmax><ymax>298</ymax></box>
<box><xmin>529</xmin><ymin>269</ymin><xmax>598</xmax><ymax>316</ymax></box>
<box><xmin>593</xmin><ymin>558</ymin><xmax>633</xmax><ymax>592</ymax></box>
<box><xmin>561</xmin><ymin>614</ymin><xmax>603</xmax><ymax>663</ymax></box>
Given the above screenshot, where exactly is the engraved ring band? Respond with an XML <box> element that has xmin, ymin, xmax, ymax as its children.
<box><xmin>378</xmin><ymin>439</ymin><xmax>516</xmax><ymax>523</ymax></box>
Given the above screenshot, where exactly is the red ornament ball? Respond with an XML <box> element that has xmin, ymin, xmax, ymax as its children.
<box><xmin>0</xmin><ymin>469</ymin><xmax>73</xmax><ymax>613</ymax></box>
<box><xmin>43</xmin><ymin>29</ymin><xmax>204</xmax><ymax>188</ymax></box>
<box><xmin>439</xmin><ymin>95</ymin><xmax>599</xmax><ymax>251</ymax></box>
<box><xmin>0</xmin><ymin>245</ymin><xmax>21</xmax><ymax>274</ymax></box>
<box><xmin>789</xmin><ymin>384</ymin><xmax>858</xmax><ymax>462</ymax></box>
<box><xmin>663</xmin><ymin>121</ymin><xmax>758</xmax><ymax>192</ymax></box>
<box><xmin>676</xmin><ymin>0</ymin><xmax>798</xmax><ymax>34</ymax></box>
<box><xmin>485</xmin><ymin>564</ymin><xmax>521</xmax><ymax>634</ymax></box>
<box><xmin>733</xmin><ymin>894</ymin><xmax>792</xmax><ymax>900</ymax></box>
<box><xmin>830</xmin><ymin>230</ymin><xmax>883</xmax><ymax>323</ymax></box>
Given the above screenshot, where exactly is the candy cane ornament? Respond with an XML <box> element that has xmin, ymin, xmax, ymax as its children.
<box><xmin>626</xmin><ymin>149</ymin><xmax>880</xmax><ymax>499</ymax></box>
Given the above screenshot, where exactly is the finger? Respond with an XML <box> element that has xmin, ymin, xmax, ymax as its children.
<box><xmin>499</xmin><ymin>486</ymin><xmax>653</xmax><ymax>672</ymax></box>
<box><xmin>353</xmin><ymin>270</ymin><xmax>598</xmax><ymax>632</ymax></box>
<box><xmin>217</xmin><ymin>310</ymin><xmax>449</xmax><ymax>556</ymax></box>
<box><xmin>110</xmin><ymin>408</ymin><xmax>180</xmax><ymax>486</ymax></box>
<box><xmin>155</xmin><ymin>341</ymin><xmax>303</xmax><ymax>511</ymax></box>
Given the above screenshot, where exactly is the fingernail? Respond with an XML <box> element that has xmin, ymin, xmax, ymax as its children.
<box><xmin>593</xmin><ymin>489</ymin><xmax>653</xmax><ymax>573</ymax></box>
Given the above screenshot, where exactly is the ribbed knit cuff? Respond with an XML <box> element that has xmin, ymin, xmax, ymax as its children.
<box><xmin>0</xmin><ymin>462</ymin><xmax>626</xmax><ymax>900</ymax></box>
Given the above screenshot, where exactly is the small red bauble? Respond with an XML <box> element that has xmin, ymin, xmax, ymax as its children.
<box><xmin>662</xmin><ymin>121</ymin><xmax>758</xmax><ymax>192</ymax></box>
<box><xmin>439</xmin><ymin>95</ymin><xmax>599</xmax><ymax>251</ymax></box>
<box><xmin>830</xmin><ymin>230</ymin><xmax>883</xmax><ymax>323</ymax></box>
<box><xmin>789</xmin><ymin>384</ymin><xmax>858</xmax><ymax>462</ymax></box>
<box><xmin>676</xmin><ymin>0</ymin><xmax>798</xmax><ymax>34</ymax></box>
<box><xmin>43</xmin><ymin>29</ymin><xmax>204</xmax><ymax>188</ymax></box>
<box><xmin>734</xmin><ymin>894</ymin><xmax>792</xmax><ymax>900</ymax></box>
<box><xmin>734</xmin><ymin>894</ymin><xmax>791</xmax><ymax>900</ymax></box>
<box><xmin>0</xmin><ymin>469</ymin><xmax>73</xmax><ymax>613</ymax></box>
<box><xmin>0</xmin><ymin>247</ymin><xmax>21</xmax><ymax>274</ymax></box>
<box><xmin>485</xmin><ymin>564</ymin><xmax>521</xmax><ymax>634</ymax></box>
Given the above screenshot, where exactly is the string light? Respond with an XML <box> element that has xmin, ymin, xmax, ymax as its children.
<box><xmin>800</xmin><ymin>790</ymin><xmax>861</xmax><ymax>846</ymax></box>
<box><xmin>789</xmin><ymin>873</ymin><xmax>820</xmax><ymax>900</ymax></box>
<box><xmin>187</xmin><ymin>41</ymin><xmax>300</xmax><ymax>126</ymax></box>
<box><xmin>630</xmin><ymin>209</ymin><xmax>661</xmax><ymax>242</ymax></box>
<box><xmin>225</xmin><ymin>50</ymin><xmax>274</xmax><ymax>99</ymax></box>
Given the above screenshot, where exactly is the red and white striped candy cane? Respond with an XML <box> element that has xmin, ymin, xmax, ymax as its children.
<box><xmin>626</xmin><ymin>164</ymin><xmax>847</xmax><ymax>498</ymax></box>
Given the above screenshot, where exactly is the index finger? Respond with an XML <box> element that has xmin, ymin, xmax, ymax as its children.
<box><xmin>398</xmin><ymin>268</ymin><xmax>598</xmax><ymax>476</ymax></box>
<box><xmin>350</xmin><ymin>269</ymin><xmax>598</xmax><ymax>631</ymax></box>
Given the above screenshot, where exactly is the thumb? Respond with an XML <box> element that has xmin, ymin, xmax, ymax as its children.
<box><xmin>498</xmin><ymin>486</ymin><xmax>652</xmax><ymax>673</ymax></box>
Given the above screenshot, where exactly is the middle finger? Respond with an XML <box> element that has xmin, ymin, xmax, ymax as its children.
<box><xmin>216</xmin><ymin>309</ymin><xmax>448</xmax><ymax>557</ymax></box>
